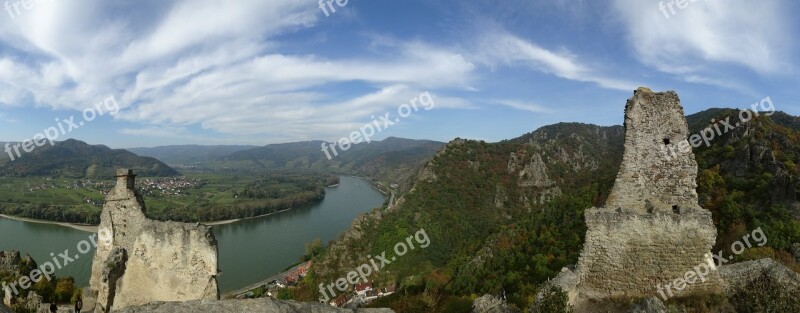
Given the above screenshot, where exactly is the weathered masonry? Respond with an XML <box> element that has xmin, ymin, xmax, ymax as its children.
<box><xmin>559</xmin><ymin>89</ymin><xmax>722</xmax><ymax>302</ymax></box>
<box><xmin>84</xmin><ymin>169</ymin><xmax>219</xmax><ymax>312</ymax></box>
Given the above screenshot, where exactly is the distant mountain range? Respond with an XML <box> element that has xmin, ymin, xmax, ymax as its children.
<box><xmin>0</xmin><ymin>139</ymin><xmax>177</xmax><ymax>178</ymax></box>
<box><xmin>0</xmin><ymin>137</ymin><xmax>446</xmax><ymax>189</ymax></box>
<box><xmin>126</xmin><ymin>137</ymin><xmax>445</xmax><ymax>192</ymax></box>
<box><xmin>221</xmin><ymin>137</ymin><xmax>445</xmax><ymax>191</ymax></box>
<box><xmin>127</xmin><ymin>145</ymin><xmax>257</xmax><ymax>164</ymax></box>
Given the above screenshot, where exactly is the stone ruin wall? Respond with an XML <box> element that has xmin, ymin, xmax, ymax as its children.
<box><xmin>86</xmin><ymin>169</ymin><xmax>218</xmax><ymax>312</ymax></box>
<box><xmin>573</xmin><ymin>88</ymin><xmax>722</xmax><ymax>299</ymax></box>
<box><xmin>577</xmin><ymin>211</ymin><xmax>719</xmax><ymax>298</ymax></box>
<box><xmin>605</xmin><ymin>89</ymin><xmax>700</xmax><ymax>213</ymax></box>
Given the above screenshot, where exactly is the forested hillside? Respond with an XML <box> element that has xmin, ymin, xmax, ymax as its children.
<box><xmin>290</xmin><ymin>110</ymin><xmax>800</xmax><ymax>312</ymax></box>
<box><xmin>221</xmin><ymin>137</ymin><xmax>445</xmax><ymax>192</ymax></box>
<box><xmin>0</xmin><ymin>139</ymin><xmax>177</xmax><ymax>178</ymax></box>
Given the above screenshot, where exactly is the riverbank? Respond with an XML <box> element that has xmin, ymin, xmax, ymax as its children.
<box><xmin>0</xmin><ymin>177</ymin><xmax>370</xmax><ymax>232</ymax></box>
<box><xmin>0</xmin><ymin>176</ymin><xmax>387</xmax><ymax>292</ymax></box>
<box><xmin>0</xmin><ymin>214</ymin><xmax>98</xmax><ymax>233</ymax></box>
<box><xmin>204</xmin><ymin>208</ymin><xmax>294</xmax><ymax>226</ymax></box>
<box><xmin>0</xmin><ymin>210</ymin><xmax>291</xmax><ymax>230</ymax></box>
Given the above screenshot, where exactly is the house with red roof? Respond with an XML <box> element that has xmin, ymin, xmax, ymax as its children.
<box><xmin>354</xmin><ymin>282</ymin><xmax>373</xmax><ymax>296</ymax></box>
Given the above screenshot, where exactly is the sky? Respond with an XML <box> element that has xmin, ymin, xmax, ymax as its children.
<box><xmin>0</xmin><ymin>0</ymin><xmax>797</xmax><ymax>148</ymax></box>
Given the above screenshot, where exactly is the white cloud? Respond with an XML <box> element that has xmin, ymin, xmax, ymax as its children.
<box><xmin>490</xmin><ymin>99</ymin><xmax>552</xmax><ymax>113</ymax></box>
<box><xmin>1</xmin><ymin>0</ymin><xmax>647</xmax><ymax>144</ymax></box>
<box><xmin>612</xmin><ymin>0</ymin><xmax>791</xmax><ymax>76</ymax></box>
<box><xmin>472</xmin><ymin>30</ymin><xmax>636</xmax><ymax>91</ymax></box>
<box><xmin>0</xmin><ymin>0</ymin><xmax>483</xmax><ymax>142</ymax></box>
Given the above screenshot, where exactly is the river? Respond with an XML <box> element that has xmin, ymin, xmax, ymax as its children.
<box><xmin>0</xmin><ymin>176</ymin><xmax>385</xmax><ymax>292</ymax></box>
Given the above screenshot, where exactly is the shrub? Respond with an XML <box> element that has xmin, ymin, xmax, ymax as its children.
<box><xmin>530</xmin><ymin>286</ymin><xmax>573</xmax><ymax>313</ymax></box>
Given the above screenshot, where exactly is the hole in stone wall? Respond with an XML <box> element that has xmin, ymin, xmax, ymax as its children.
<box><xmin>672</xmin><ymin>205</ymin><xmax>680</xmax><ymax>214</ymax></box>
<box><xmin>663</xmin><ymin>138</ymin><xmax>671</xmax><ymax>145</ymax></box>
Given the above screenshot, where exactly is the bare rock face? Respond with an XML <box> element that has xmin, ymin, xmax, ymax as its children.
<box><xmin>0</xmin><ymin>251</ymin><xmax>36</xmax><ymax>275</ymax></box>
<box><xmin>718</xmin><ymin>258</ymin><xmax>800</xmax><ymax>292</ymax></box>
<box><xmin>552</xmin><ymin>89</ymin><xmax>722</xmax><ymax>306</ymax></box>
<box><xmin>472</xmin><ymin>294</ymin><xmax>519</xmax><ymax>313</ymax></box>
<box><xmin>626</xmin><ymin>297</ymin><xmax>667</xmax><ymax>313</ymax></box>
<box><xmin>111</xmin><ymin>298</ymin><xmax>395</xmax><ymax>313</ymax></box>
<box><xmin>85</xmin><ymin>169</ymin><xmax>219</xmax><ymax>312</ymax></box>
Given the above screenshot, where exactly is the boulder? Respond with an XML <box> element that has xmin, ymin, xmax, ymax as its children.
<box><xmin>627</xmin><ymin>297</ymin><xmax>667</xmax><ymax>313</ymax></box>
<box><xmin>472</xmin><ymin>294</ymin><xmax>519</xmax><ymax>313</ymax></box>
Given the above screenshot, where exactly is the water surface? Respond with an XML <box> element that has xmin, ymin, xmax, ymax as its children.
<box><xmin>0</xmin><ymin>176</ymin><xmax>385</xmax><ymax>291</ymax></box>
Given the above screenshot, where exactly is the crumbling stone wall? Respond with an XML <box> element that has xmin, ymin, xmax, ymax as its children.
<box><xmin>577</xmin><ymin>210</ymin><xmax>719</xmax><ymax>298</ymax></box>
<box><xmin>606</xmin><ymin>89</ymin><xmax>700</xmax><ymax>213</ymax></box>
<box><xmin>567</xmin><ymin>89</ymin><xmax>722</xmax><ymax>301</ymax></box>
<box><xmin>85</xmin><ymin>169</ymin><xmax>218</xmax><ymax>312</ymax></box>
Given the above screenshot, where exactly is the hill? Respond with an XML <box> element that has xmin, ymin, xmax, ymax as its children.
<box><xmin>127</xmin><ymin>145</ymin><xmax>257</xmax><ymax>164</ymax></box>
<box><xmin>299</xmin><ymin>109</ymin><xmax>799</xmax><ymax>311</ymax></box>
<box><xmin>221</xmin><ymin>137</ymin><xmax>445</xmax><ymax>192</ymax></box>
<box><xmin>0</xmin><ymin>139</ymin><xmax>177</xmax><ymax>178</ymax></box>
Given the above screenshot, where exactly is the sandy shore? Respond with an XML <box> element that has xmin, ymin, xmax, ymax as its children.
<box><xmin>204</xmin><ymin>209</ymin><xmax>293</xmax><ymax>226</ymax></box>
<box><xmin>0</xmin><ymin>214</ymin><xmax>98</xmax><ymax>233</ymax></box>
<box><xmin>0</xmin><ymin>208</ymin><xmax>294</xmax><ymax>230</ymax></box>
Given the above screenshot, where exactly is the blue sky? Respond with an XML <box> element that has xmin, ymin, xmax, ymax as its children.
<box><xmin>0</xmin><ymin>0</ymin><xmax>797</xmax><ymax>148</ymax></box>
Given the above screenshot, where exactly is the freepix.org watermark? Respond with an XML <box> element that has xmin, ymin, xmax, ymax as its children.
<box><xmin>662</xmin><ymin>96</ymin><xmax>775</xmax><ymax>161</ymax></box>
<box><xmin>2</xmin><ymin>229</ymin><xmax>111</xmax><ymax>298</ymax></box>
<box><xmin>321</xmin><ymin>91</ymin><xmax>435</xmax><ymax>160</ymax></box>
<box><xmin>318</xmin><ymin>228</ymin><xmax>431</xmax><ymax>303</ymax></box>
<box><xmin>3</xmin><ymin>0</ymin><xmax>50</xmax><ymax>19</ymax></box>
<box><xmin>318</xmin><ymin>0</ymin><xmax>348</xmax><ymax>17</ymax></box>
<box><xmin>658</xmin><ymin>0</ymin><xmax>709</xmax><ymax>19</ymax></box>
<box><xmin>656</xmin><ymin>227</ymin><xmax>768</xmax><ymax>300</ymax></box>
<box><xmin>4</xmin><ymin>95</ymin><xmax>119</xmax><ymax>162</ymax></box>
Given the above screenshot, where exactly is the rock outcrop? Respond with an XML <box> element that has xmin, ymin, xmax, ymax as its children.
<box><xmin>626</xmin><ymin>297</ymin><xmax>667</xmax><ymax>313</ymax></box>
<box><xmin>84</xmin><ymin>169</ymin><xmax>219</xmax><ymax>312</ymax></box>
<box><xmin>111</xmin><ymin>298</ymin><xmax>395</xmax><ymax>313</ymax></box>
<box><xmin>718</xmin><ymin>258</ymin><xmax>800</xmax><ymax>292</ymax></box>
<box><xmin>1</xmin><ymin>250</ymin><xmax>38</xmax><ymax>308</ymax></box>
<box><xmin>0</xmin><ymin>251</ymin><xmax>35</xmax><ymax>276</ymax></box>
<box><xmin>552</xmin><ymin>89</ymin><xmax>723</xmax><ymax>306</ymax></box>
<box><xmin>472</xmin><ymin>294</ymin><xmax>519</xmax><ymax>313</ymax></box>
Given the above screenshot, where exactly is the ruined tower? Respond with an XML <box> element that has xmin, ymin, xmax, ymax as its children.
<box><xmin>555</xmin><ymin>89</ymin><xmax>722</xmax><ymax>304</ymax></box>
<box><xmin>85</xmin><ymin>169</ymin><xmax>219</xmax><ymax>312</ymax></box>
<box><xmin>605</xmin><ymin>88</ymin><xmax>701</xmax><ymax>212</ymax></box>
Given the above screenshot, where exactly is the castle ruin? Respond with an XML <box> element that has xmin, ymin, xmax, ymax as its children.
<box><xmin>83</xmin><ymin>169</ymin><xmax>219</xmax><ymax>312</ymax></box>
<box><xmin>554</xmin><ymin>88</ymin><xmax>723</xmax><ymax>305</ymax></box>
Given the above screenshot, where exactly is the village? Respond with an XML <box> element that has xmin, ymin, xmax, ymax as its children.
<box><xmin>138</xmin><ymin>177</ymin><xmax>204</xmax><ymax>196</ymax></box>
<box><xmin>23</xmin><ymin>177</ymin><xmax>203</xmax><ymax>196</ymax></box>
<box><xmin>233</xmin><ymin>261</ymin><xmax>397</xmax><ymax>308</ymax></box>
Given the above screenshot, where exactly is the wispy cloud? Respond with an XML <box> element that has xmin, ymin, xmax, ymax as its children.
<box><xmin>490</xmin><ymin>99</ymin><xmax>552</xmax><ymax>113</ymax></box>
<box><xmin>0</xmin><ymin>0</ymin><xmax>481</xmax><ymax>142</ymax></box>
<box><xmin>471</xmin><ymin>29</ymin><xmax>636</xmax><ymax>91</ymax></box>
<box><xmin>612</xmin><ymin>0</ymin><xmax>792</xmax><ymax>80</ymax></box>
